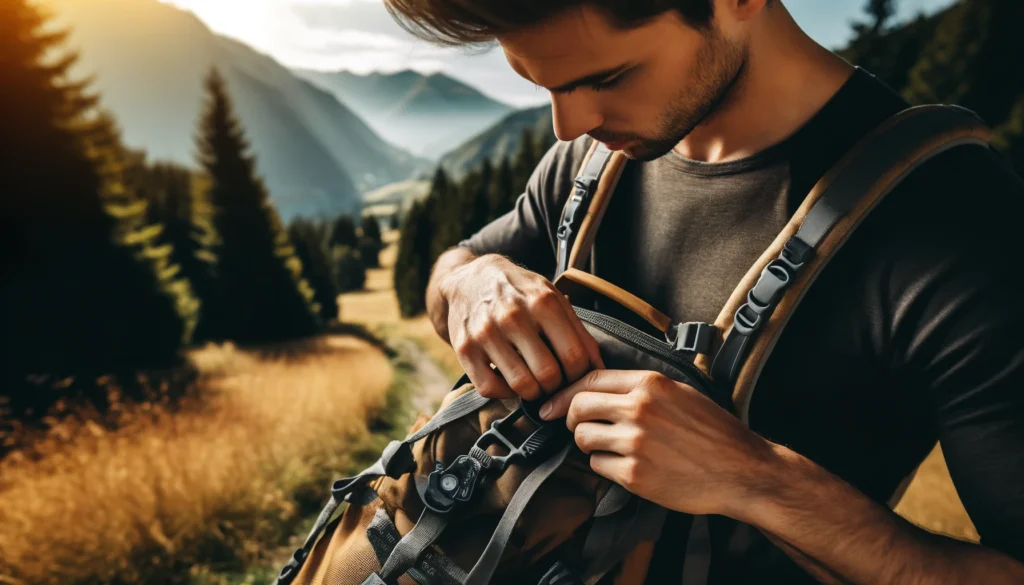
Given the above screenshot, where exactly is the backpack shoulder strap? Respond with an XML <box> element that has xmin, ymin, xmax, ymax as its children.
<box><xmin>702</xmin><ymin>104</ymin><xmax>994</xmax><ymax>422</ymax></box>
<box><xmin>554</xmin><ymin>139</ymin><xmax>629</xmax><ymax>281</ymax></box>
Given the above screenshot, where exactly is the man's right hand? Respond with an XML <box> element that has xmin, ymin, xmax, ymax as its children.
<box><xmin>437</xmin><ymin>253</ymin><xmax>604</xmax><ymax>401</ymax></box>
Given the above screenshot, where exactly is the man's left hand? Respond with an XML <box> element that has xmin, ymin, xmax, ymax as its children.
<box><xmin>538</xmin><ymin>369</ymin><xmax>774</xmax><ymax>518</ymax></box>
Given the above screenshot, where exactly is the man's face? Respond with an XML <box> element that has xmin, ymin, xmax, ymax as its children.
<box><xmin>498</xmin><ymin>4</ymin><xmax>748</xmax><ymax>162</ymax></box>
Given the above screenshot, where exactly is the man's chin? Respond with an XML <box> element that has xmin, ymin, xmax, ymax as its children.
<box><xmin>622</xmin><ymin>141</ymin><xmax>677</xmax><ymax>163</ymax></box>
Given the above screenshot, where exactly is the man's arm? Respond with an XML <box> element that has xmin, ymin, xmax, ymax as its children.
<box><xmin>738</xmin><ymin>442</ymin><xmax>1024</xmax><ymax>584</ymax></box>
<box><xmin>539</xmin><ymin>367</ymin><xmax>1024</xmax><ymax>585</ymax></box>
<box><xmin>425</xmin><ymin>245</ymin><xmax>477</xmax><ymax>345</ymax></box>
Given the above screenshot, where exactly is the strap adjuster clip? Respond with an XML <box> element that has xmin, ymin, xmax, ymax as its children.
<box><xmin>672</xmin><ymin>322</ymin><xmax>717</xmax><ymax>354</ymax></box>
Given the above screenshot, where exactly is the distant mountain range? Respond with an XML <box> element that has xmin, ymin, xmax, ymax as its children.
<box><xmin>438</xmin><ymin>104</ymin><xmax>557</xmax><ymax>181</ymax></box>
<box><xmin>45</xmin><ymin>0</ymin><xmax>432</xmax><ymax>220</ymax></box>
<box><xmin>292</xmin><ymin>68</ymin><xmax>516</xmax><ymax>161</ymax></box>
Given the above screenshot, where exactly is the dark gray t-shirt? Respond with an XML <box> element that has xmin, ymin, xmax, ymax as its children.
<box><xmin>458</xmin><ymin>67</ymin><xmax>1024</xmax><ymax>583</ymax></box>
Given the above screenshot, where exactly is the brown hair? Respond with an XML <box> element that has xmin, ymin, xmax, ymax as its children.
<box><xmin>381</xmin><ymin>0</ymin><xmax>717</xmax><ymax>48</ymax></box>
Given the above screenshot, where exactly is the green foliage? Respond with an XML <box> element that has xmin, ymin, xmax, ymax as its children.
<box><xmin>194</xmin><ymin>66</ymin><xmax>321</xmax><ymax>343</ymax></box>
<box><xmin>360</xmin><ymin>215</ymin><xmax>383</xmax><ymax>246</ymax></box>
<box><xmin>289</xmin><ymin>219</ymin><xmax>340</xmax><ymax>323</ymax></box>
<box><xmin>0</xmin><ymin>0</ymin><xmax>195</xmax><ymax>394</ymax></box>
<box><xmin>843</xmin><ymin>0</ymin><xmax>1024</xmax><ymax>174</ymax></box>
<box><xmin>358</xmin><ymin>237</ymin><xmax>382</xmax><ymax>270</ymax></box>
<box><xmin>333</xmin><ymin>245</ymin><xmax>367</xmax><ymax>293</ymax></box>
<box><xmin>391</xmin><ymin>130</ymin><xmax>550</xmax><ymax>318</ymax></box>
<box><xmin>330</xmin><ymin>215</ymin><xmax>359</xmax><ymax>248</ymax></box>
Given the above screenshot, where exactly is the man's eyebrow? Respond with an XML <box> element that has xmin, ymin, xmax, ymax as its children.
<box><xmin>538</xmin><ymin>63</ymin><xmax>632</xmax><ymax>94</ymax></box>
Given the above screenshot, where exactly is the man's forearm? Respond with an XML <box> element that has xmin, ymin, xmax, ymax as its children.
<box><xmin>425</xmin><ymin>246</ymin><xmax>478</xmax><ymax>345</ymax></box>
<box><xmin>732</xmin><ymin>443</ymin><xmax>1024</xmax><ymax>584</ymax></box>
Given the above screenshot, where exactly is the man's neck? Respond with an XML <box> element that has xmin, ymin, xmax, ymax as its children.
<box><xmin>674</xmin><ymin>6</ymin><xmax>855</xmax><ymax>164</ymax></box>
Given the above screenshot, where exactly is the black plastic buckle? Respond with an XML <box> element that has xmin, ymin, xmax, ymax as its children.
<box><xmin>673</xmin><ymin>322</ymin><xmax>716</xmax><ymax>354</ymax></box>
<box><xmin>421</xmin><ymin>399</ymin><xmax>564</xmax><ymax>514</ymax></box>
<box><xmin>422</xmin><ymin>454</ymin><xmax>485</xmax><ymax>513</ymax></box>
<box><xmin>556</xmin><ymin>177</ymin><xmax>595</xmax><ymax>241</ymax></box>
<box><xmin>780</xmin><ymin>235</ymin><xmax>814</xmax><ymax>272</ymax></box>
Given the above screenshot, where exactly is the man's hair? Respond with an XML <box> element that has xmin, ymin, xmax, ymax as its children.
<box><xmin>382</xmin><ymin>0</ymin><xmax>718</xmax><ymax>48</ymax></box>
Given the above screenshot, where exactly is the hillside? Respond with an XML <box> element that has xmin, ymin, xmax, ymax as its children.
<box><xmin>294</xmin><ymin>68</ymin><xmax>515</xmax><ymax>160</ymax></box>
<box><xmin>45</xmin><ymin>0</ymin><xmax>432</xmax><ymax>219</ymax></box>
<box><xmin>438</xmin><ymin>103</ymin><xmax>556</xmax><ymax>181</ymax></box>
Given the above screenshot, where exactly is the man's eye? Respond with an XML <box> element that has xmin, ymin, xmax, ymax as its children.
<box><xmin>590</xmin><ymin>75</ymin><xmax>623</xmax><ymax>92</ymax></box>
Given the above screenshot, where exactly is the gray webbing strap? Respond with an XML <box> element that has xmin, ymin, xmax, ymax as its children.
<box><xmin>462</xmin><ymin>440</ymin><xmax>575</xmax><ymax>585</ymax></box>
<box><xmin>580</xmin><ymin>499</ymin><xmax>667</xmax><ymax>585</ymax></box>
<box><xmin>555</xmin><ymin>143</ymin><xmax>615</xmax><ymax>281</ymax></box>
<box><xmin>378</xmin><ymin>507</ymin><xmax>452</xmax><ymax>581</ymax></box>
<box><xmin>710</xmin><ymin>104</ymin><xmax>992</xmax><ymax>386</ymax></box>
<box><xmin>274</xmin><ymin>388</ymin><xmax>492</xmax><ymax>585</ymax></box>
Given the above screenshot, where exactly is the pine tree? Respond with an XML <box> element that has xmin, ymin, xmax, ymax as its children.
<box><xmin>195</xmin><ymin>66</ymin><xmax>320</xmax><ymax>343</ymax></box>
<box><xmin>360</xmin><ymin>215</ymin><xmax>382</xmax><ymax>246</ymax></box>
<box><xmin>393</xmin><ymin>200</ymin><xmax>427</xmax><ymax>317</ymax></box>
<box><xmin>126</xmin><ymin>156</ymin><xmax>220</xmax><ymax>342</ymax></box>
<box><xmin>852</xmin><ymin>0</ymin><xmax>898</xmax><ymax>37</ymax></box>
<box><xmin>359</xmin><ymin>215</ymin><xmax>383</xmax><ymax>268</ymax></box>
<box><xmin>513</xmin><ymin>127</ymin><xmax>539</xmax><ymax>189</ymax></box>
<box><xmin>289</xmin><ymin>219</ymin><xmax>340</xmax><ymax>322</ymax></box>
<box><xmin>390</xmin><ymin>211</ymin><xmax>402</xmax><ymax>231</ymax></box>
<box><xmin>903</xmin><ymin>0</ymin><xmax>1024</xmax><ymax>127</ymax></box>
<box><xmin>331</xmin><ymin>215</ymin><xmax>359</xmax><ymax>248</ymax></box>
<box><xmin>488</xmin><ymin>154</ymin><xmax>517</xmax><ymax>222</ymax></box>
<box><xmin>0</xmin><ymin>0</ymin><xmax>195</xmax><ymax>392</ymax></box>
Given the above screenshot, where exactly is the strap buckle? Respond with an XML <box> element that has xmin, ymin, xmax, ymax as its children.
<box><xmin>671</xmin><ymin>322</ymin><xmax>717</xmax><ymax>354</ymax></box>
<box><xmin>421</xmin><ymin>399</ymin><xmax>565</xmax><ymax>514</ymax></box>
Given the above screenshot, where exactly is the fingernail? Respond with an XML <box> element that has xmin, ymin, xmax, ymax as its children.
<box><xmin>539</xmin><ymin>402</ymin><xmax>553</xmax><ymax>420</ymax></box>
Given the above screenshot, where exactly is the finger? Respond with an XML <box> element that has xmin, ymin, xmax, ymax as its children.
<box><xmin>531</xmin><ymin>289</ymin><xmax>592</xmax><ymax>383</ymax></box>
<box><xmin>555</xmin><ymin>291</ymin><xmax>606</xmax><ymax>372</ymax></box>
<box><xmin>455</xmin><ymin>342</ymin><xmax>515</xmax><ymax>399</ymax></box>
<box><xmin>496</xmin><ymin>307</ymin><xmax>564</xmax><ymax>395</ymax></box>
<box><xmin>589</xmin><ymin>452</ymin><xmax>635</xmax><ymax>488</ymax></box>
<box><xmin>565</xmin><ymin>391</ymin><xmax>633</xmax><ymax>431</ymax></box>
<box><xmin>573</xmin><ymin>421</ymin><xmax>637</xmax><ymax>455</ymax></box>
<box><xmin>481</xmin><ymin>334</ymin><xmax>542</xmax><ymax>400</ymax></box>
<box><xmin>539</xmin><ymin>369</ymin><xmax>638</xmax><ymax>421</ymax></box>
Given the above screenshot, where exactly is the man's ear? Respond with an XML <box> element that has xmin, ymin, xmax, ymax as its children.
<box><xmin>718</xmin><ymin>0</ymin><xmax>772</xmax><ymax>23</ymax></box>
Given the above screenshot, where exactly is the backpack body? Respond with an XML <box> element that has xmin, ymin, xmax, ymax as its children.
<box><xmin>272</xmin><ymin>104</ymin><xmax>995</xmax><ymax>585</ymax></box>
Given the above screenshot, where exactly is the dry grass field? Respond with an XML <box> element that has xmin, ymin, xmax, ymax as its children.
<box><xmin>0</xmin><ymin>335</ymin><xmax>396</xmax><ymax>585</ymax></box>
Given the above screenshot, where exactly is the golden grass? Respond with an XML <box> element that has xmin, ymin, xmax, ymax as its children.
<box><xmin>0</xmin><ymin>335</ymin><xmax>394</xmax><ymax>585</ymax></box>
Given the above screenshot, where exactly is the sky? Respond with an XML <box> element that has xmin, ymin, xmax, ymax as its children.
<box><xmin>158</xmin><ymin>0</ymin><xmax>958</xmax><ymax>107</ymax></box>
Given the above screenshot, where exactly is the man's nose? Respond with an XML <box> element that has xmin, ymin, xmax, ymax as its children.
<box><xmin>550</xmin><ymin>93</ymin><xmax>602</xmax><ymax>143</ymax></box>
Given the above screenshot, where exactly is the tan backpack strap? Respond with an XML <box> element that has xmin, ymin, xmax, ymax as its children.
<box><xmin>553</xmin><ymin>140</ymin><xmax>628</xmax><ymax>281</ymax></box>
<box><xmin>697</xmin><ymin>104</ymin><xmax>993</xmax><ymax>423</ymax></box>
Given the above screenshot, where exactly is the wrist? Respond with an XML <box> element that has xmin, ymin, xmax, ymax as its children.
<box><xmin>723</xmin><ymin>440</ymin><xmax>806</xmax><ymax>527</ymax></box>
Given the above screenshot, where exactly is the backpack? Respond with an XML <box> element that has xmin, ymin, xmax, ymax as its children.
<box><xmin>271</xmin><ymin>104</ymin><xmax>994</xmax><ymax>585</ymax></box>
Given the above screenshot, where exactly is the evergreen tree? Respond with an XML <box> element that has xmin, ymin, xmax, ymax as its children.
<box><xmin>289</xmin><ymin>219</ymin><xmax>340</xmax><ymax>323</ymax></box>
<box><xmin>903</xmin><ymin>0</ymin><xmax>1024</xmax><ymax>127</ymax></box>
<box><xmin>330</xmin><ymin>215</ymin><xmax>359</xmax><ymax>248</ymax></box>
<box><xmin>334</xmin><ymin>245</ymin><xmax>367</xmax><ymax>293</ymax></box>
<box><xmin>359</xmin><ymin>215</ymin><xmax>383</xmax><ymax>268</ymax></box>
<box><xmin>390</xmin><ymin>211</ymin><xmax>402</xmax><ymax>231</ymax></box>
<box><xmin>488</xmin><ymin>154</ymin><xmax>518</xmax><ymax>222</ymax></box>
<box><xmin>0</xmin><ymin>0</ymin><xmax>195</xmax><ymax>393</ymax></box>
<box><xmin>393</xmin><ymin>199</ymin><xmax>432</xmax><ymax>318</ymax></box>
<box><xmin>126</xmin><ymin>156</ymin><xmax>220</xmax><ymax>342</ymax></box>
<box><xmin>852</xmin><ymin>0</ymin><xmax>899</xmax><ymax>37</ymax></box>
<box><xmin>513</xmin><ymin>127</ymin><xmax>539</xmax><ymax>189</ymax></box>
<box><xmin>195</xmin><ymin>66</ymin><xmax>320</xmax><ymax>343</ymax></box>
<box><xmin>360</xmin><ymin>215</ymin><xmax>382</xmax><ymax>246</ymax></box>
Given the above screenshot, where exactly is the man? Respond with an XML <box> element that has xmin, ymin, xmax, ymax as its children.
<box><xmin>385</xmin><ymin>0</ymin><xmax>1024</xmax><ymax>583</ymax></box>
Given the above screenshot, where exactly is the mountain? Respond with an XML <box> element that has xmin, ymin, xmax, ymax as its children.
<box><xmin>293</xmin><ymin>68</ymin><xmax>515</xmax><ymax>161</ymax></box>
<box><xmin>438</xmin><ymin>104</ymin><xmax>556</xmax><ymax>180</ymax></box>
<box><xmin>44</xmin><ymin>0</ymin><xmax>431</xmax><ymax>220</ymax></box>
